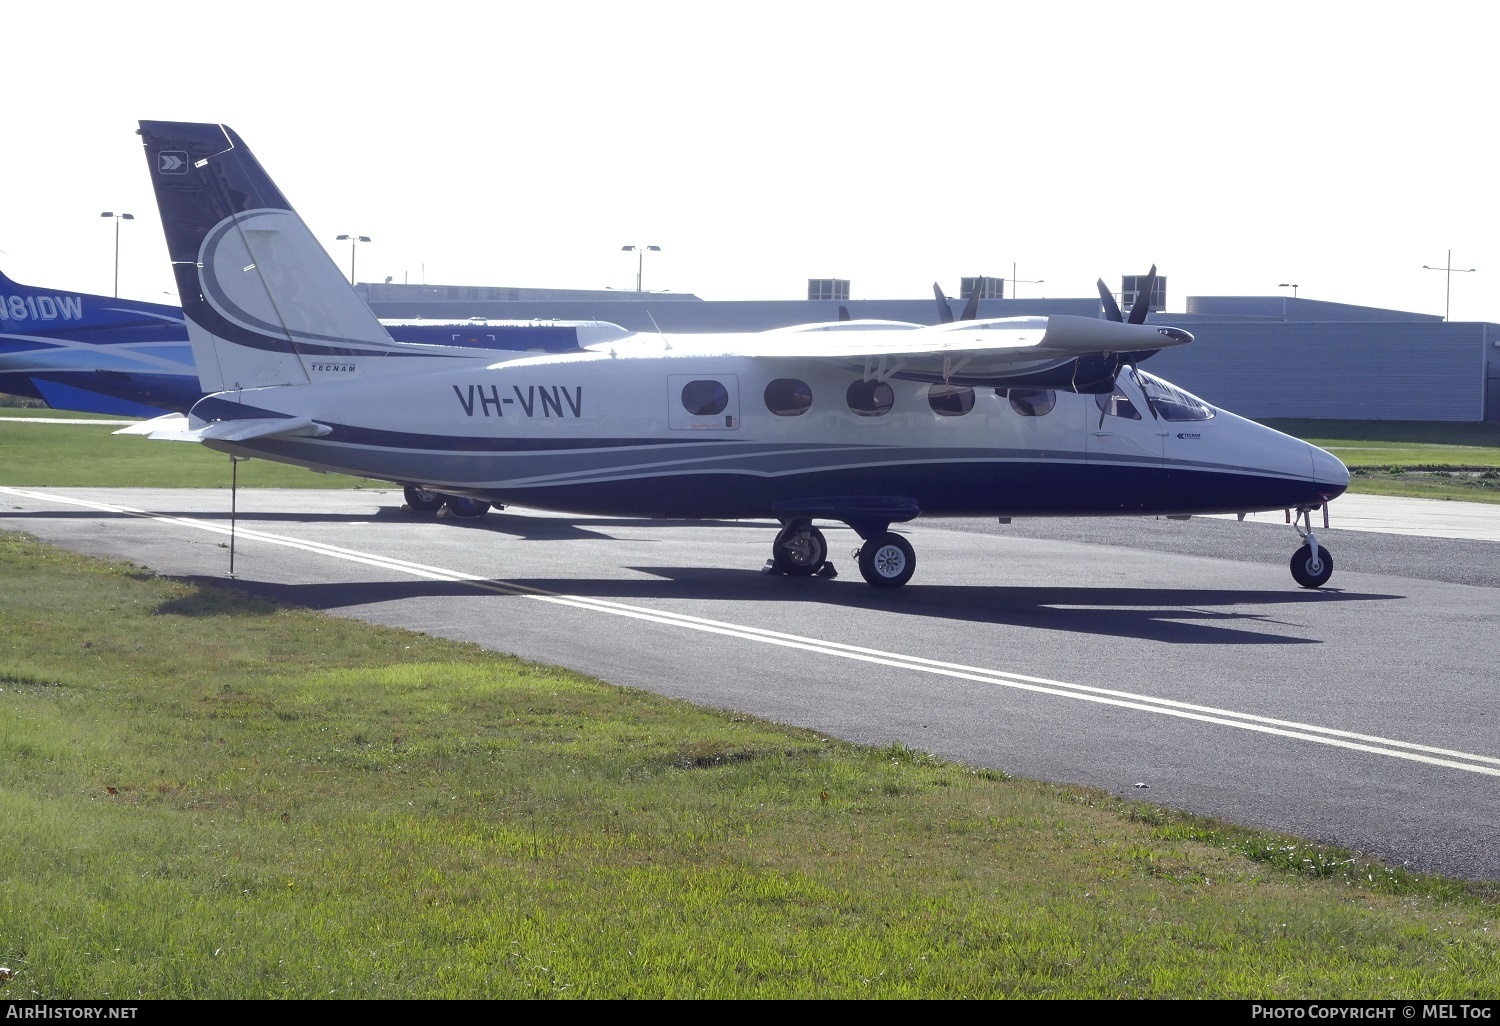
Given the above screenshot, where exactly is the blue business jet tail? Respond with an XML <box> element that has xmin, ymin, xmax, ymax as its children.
<box><xmin>138</xmin><ymin>121</ymin><xmax>415</xmax><ymax>393</ymax></box>
<box><xmin>0</xmin><ymin>267</ymin><xmax>199</xmax><ymax>415</ymax></box>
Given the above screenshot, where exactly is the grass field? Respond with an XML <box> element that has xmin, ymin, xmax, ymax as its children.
<box><xmin>1262</xmin><ymin>420</ymin><xmax>1500</xmax><ymax>503</ymax></box>
<box><xmin>1</xmin><ymin>532</ymin><xmax>1496</xmax><ymax>999</ymax></box>
<box><xmin>0</xmin><ymin>408</ymin><xmax>386</xmax><ymax>489</ymax></box>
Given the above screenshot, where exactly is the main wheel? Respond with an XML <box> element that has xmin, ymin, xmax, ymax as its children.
<box><xmin>857</xmin><ymin>532</ymin><xmax>916</xmax><ymax>588</ymax></box>
<box><xmin>771</xmin><ymin>524</ymin><xmax>828</xmax><ymax>577</ymax></box>
<box><xmin>403</xmin><ymin>485</ymin><xmax>445</xmax><ymax>513</ymax></box>
<box><xmin>444</xmin><ymin>495</ymin><xmax>492</xmax><ymax>519</ymax></box>
<box><xmin>1290</xmin><ymin>543</ymin><xmax>1333</xmax><ymax>589</ymax></box>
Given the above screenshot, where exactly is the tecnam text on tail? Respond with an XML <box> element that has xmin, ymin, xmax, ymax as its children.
<box><xmin>134</xmin><ymin>120</ymin><xmax>1349</xmax><ymax>589</ymax></box>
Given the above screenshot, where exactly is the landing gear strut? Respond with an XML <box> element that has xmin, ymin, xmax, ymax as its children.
<box><xmin>403</xmin><ymin>485</ymin><xmax>498</xmax><ymax>520</ymax></box>
<box><xmin>1289</xmin><ymin>505</ymin><xmax>1334</xmax><ymax>589</ymax></box>
<box><xmin>403</xmin><ymin>485</ymin><xmax>445</xmax><ymax>512</ymax></box>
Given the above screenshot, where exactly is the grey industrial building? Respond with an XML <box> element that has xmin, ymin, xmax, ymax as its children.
<box><xmin>356</xmin><ymin>278</ymin><xmax>1500</xmax><ymax>422</ymax></box>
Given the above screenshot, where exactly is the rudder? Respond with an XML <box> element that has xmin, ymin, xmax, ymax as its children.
<box><xmin>138</xmin><ymin>121</ymin><xmax>397</xmax><ymax>392</ymax></box>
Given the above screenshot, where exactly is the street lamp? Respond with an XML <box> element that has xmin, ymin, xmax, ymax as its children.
<box><xmin>1422</xmin><ymin>250</ymin><xmax>1476</xmax><ymax>322</ymax></box>
<box><xmin>100</xmin><ymin>211</ymin><xmax>134</xmax><ymax>297</ymax></box>
<box><xmin>1010</xmin><ymin>261</ymin><xmax>1042</xmax><ymax>299</ymax></box>
<box><xmin>336</xmin><ymin>234</ymin><xmax>371</xmax><ymax>285</ymax></box>
<box><xmin>622</xmin><ymin>244</ymin><xmax>661</xmax><ymax>292</ymax></box>
<box><xmin>1279</xmin><ymin>283</ymin><xmax>1299</xmax><ymax>298</ymax></box>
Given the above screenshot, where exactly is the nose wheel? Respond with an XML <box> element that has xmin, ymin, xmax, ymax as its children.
<box><xmin>1290</xmin><ymin>543</ymin><xmax>1334</xmax><ymax>588</ymax></box>
<box><xmin>1289</xmin><ymin>505</ymin><xmax>1334</xmax><ymax>589</ymax></box>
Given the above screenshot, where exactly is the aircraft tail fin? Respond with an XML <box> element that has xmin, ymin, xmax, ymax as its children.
<box><xmin>137</xmin><ymin>121</ymin><xmax>398</xmax><ymax>393</ymax></box>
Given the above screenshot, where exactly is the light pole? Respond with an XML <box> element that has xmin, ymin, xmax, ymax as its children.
<box><xmin>1422</xmin><ymin>250</ymin><xmax>1476</xmax><ymax>322</ymax></box>
<box><xmin>622</xmin><ymin>245</ymin><xmax>660</xmax><ymax>292</ymax></box>
<box><xmin>1010</xmin><ymin>261</ymin><xmax>1042</xmax><ymax>299</ymax></box>
<box><xmin>1279</xmin><ymin>283</ymin><xmax>1299</xmax><ymax>298</ymax></box>
<box><xmin>336</xmin><ymin>234</ymin><xmax>371</xmax><ymax>285</ymax></box>
<box><xmin>100</xmin><ymin>211</ymin><xmax>134</xmax><ymax>297</ymax></box>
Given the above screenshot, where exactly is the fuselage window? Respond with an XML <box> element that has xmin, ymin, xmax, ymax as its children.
<box><xmin>1095</xmin><ymin>389</ymin><xmax>1142</xmax><ymax>421</ymax></box>
<box><xmin>927</xmin><ymin>384</ymin><xmax>975</xmax><ymax>417</ymax></box>
<box><xmin>846</xmin><ymin>379</ymin><xmax>895</xmax><ymax>417</ymax></box>
<box><xmin>764</xmin><ymin>378</ymin><xmax>813</xmax><ymax>417</ymax></box>
<box><xmin>681</xmin><ymin>379</ymin><xmax>729</xmax><ymax>417</ymax></box>
<box><xmin>1136</xmin><ymin>371</ymin><xmax>1215</xmax><ymax>422</ymax></box>
<box><xmin>1004</xmin><ymin>388</ymin><xmax>1056</xmax><ymax>417</ymax></box>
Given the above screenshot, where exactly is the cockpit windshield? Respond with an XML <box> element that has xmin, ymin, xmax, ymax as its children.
<box><xmin>1135</xmin><ymin>370</ymin><xmax>1215</xmax><ymax>422</ymax></box>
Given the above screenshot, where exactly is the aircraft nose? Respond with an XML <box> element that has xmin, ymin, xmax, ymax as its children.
<box><xmin>1309</xmin><ymin>442</ymin><xmax>1350</xmax><ymax>500</ymax></box>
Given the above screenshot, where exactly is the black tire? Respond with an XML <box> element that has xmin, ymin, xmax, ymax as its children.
<box><xmin>857</xmin><ymin>532</ymin><xmax>916</xmax><ymax>588</ymax></box>
<box><xmin>1290</xmin><ymin>543</ymin><xmax>1333</xmax><ymax>589</ymax></box>
<box><xmin>444</xmin><ymin>495</ymin><xmax>492</xmax><ymax>519</ymax></box>
<box><xmin>771</xmin><ymin>524</ymin><xmax>828</xmax><ymax>577</ymax></box>
<box><xmin>403</xmin><ymin>485</ymin><xmax>446</xmax><ymax>513</ymax></box>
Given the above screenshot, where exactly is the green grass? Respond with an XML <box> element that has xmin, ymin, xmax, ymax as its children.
<box><xmin>0</xmin><ymin>413</ymin><xmax>386</xmax><ymax>489</ymax></box>
<box><xmin>0</xmin><ymin>532</ymin><xmax>1496</xmax><ymax>999</ymax></box>
<box><xmin>1262</xmin><ymin>420</ymin><xmax>1500</xmax><ymax>503</ymax></box>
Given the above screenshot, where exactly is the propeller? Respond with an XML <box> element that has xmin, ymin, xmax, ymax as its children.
<box><xmin>1096</xmin><ymin>264</ymin><xmax>1157</xmax><ymax>324</ymax></box>
<box><xmin>933</xmin><ymin>281</ymin><xmax>985</xmax><ymax>324</ymax></box>
<box><xmin>1092</xmin><ymin>265</ymin><xmax>1164</xmax><ymax>400</ymax></box>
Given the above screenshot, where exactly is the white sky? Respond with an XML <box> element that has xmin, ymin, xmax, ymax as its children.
<box><xmin>4</xmin><ymin>1</ymin><xmax>1497</xmax><ymax>321</ymax></box>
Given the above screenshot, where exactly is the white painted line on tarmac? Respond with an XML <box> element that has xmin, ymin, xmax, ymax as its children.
<box><xmin>5</xmin><ymin>485</ymin><xmax>1499</xmax><ymax>779</ymax></box>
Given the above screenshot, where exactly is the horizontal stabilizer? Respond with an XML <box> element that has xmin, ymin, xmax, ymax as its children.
<box><xmin>113</xmin><ymin>413</ymin><xmax>188</xmax><ymax>436</ymax></box>
<box><xmin>119</xmin><ymin>412</ymin><xmax>330</xmax><ymax>443</ymax></box>
<box><xmin>197</xmin><ymin>416</ymin><xmax>332</xmax><ymax>443</ymax></box>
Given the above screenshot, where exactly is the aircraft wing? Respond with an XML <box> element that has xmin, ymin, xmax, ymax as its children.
<box><xmin>747</xmin><ymin>314</ymin><xmax>1192</xmax><ymax>386</ymax></box>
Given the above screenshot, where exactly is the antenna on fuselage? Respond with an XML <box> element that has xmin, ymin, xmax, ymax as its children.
<box><xmin>646</xmin><ymin>309</ymin><xmax>669</xmax><ymax>349</ymax></box>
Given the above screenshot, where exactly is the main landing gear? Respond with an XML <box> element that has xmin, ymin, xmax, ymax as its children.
<box><xmin>763</xmin><ymin>518</ymin><xmax>917</xmax><ymax>588</ymax></box>
<box><xmin>402</xmin><ymin>485</ymin><xmax>497</xmax><ymax>520</ymax></box>
<box><xmin>1289</xmin><ymin>504</ymin><xmax>1334</xmax><ymax>589</ymax></box>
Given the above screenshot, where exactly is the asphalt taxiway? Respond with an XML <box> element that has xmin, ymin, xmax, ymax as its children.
<box><xmin>2</xmin><ymin>485</ymin><xmax>1497</xmax><ymax>880</ymax></box>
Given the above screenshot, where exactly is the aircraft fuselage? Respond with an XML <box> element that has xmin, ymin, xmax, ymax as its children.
<box><xmin>187</xmin><ymin>338</ymin><xmax>1348</xmax><ymax>522</ymax></box>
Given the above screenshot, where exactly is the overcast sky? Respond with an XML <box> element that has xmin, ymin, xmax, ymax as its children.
<box><xmin>5</xmin><ymin>1</ymin><xmax>1496</xmax><ymax>322</ymax></box>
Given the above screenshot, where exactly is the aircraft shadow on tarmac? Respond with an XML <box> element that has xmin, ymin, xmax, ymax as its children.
<box><xmin>158</xmin><ymin>567</ymin><xmax>1401</xmax><ymax>647</ymax></box>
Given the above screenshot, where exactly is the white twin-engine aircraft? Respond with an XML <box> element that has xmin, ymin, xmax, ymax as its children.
<box><xmin>133</xmin><ymin>121</ymin><xmax>1349</xmax><ymax>590</ymax></box>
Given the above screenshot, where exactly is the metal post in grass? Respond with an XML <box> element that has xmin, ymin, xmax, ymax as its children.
<box><xmin>230</xmin><ymin>456</ymin><xmax>242</xmax><ymax>578</ymax></box>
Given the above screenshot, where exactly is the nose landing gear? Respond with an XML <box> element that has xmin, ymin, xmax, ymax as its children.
<box><xmin>1289</xmin><ymin>504</ymin><xmax>1334</xmax><ymax>588</ymax></box>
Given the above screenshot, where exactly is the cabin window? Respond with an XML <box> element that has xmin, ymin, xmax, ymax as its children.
<box><xmin>927</xmin><ymin>384</ymin><xmax>975</xmax><ymax>417</ymax></box>
<box><xmin>1135</xmin><ymin>371</ymin><xmax>1215</xmax><ymax>422</ymax></box>
<box><xmin>846</xmin><ymin>379</ymin><xmax>894</xmax><ymax>417</ymax></box>
<box><xmin>680</xmin><ymin>379</ymin><xmax>729</xmax><ymax>417</ymax></box>
<box><xmin>764</xmin><ymin>378</ymin><xmax>813</xmax><ymax>416</ymax></box>
<box><xmin>1000</xmin><ymin>388</ymin><xmax>1056</xmax><ymax>417</ymax></box>
<box><xmin>1095</xmin><ymin>389</ymin><xmax>1142</xmax><ymax>421</ymax></box>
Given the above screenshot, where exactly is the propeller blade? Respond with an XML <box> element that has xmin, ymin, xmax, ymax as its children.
<box><xmin>1126</xmin><ymin>264</ymin><xmax>1158</xmax><ymax>324</ymax></box>
<box><xmin>959</xmin><ymin>279</ymin><xmax>982</xmax><ymax>321</ymax></box>
<box><xmin>1096</xmin><ymin>278</ymin><xmax>1124</xmax><ymax>322</ymax></box>
<box><xmin>838</xmin><ymin>305</ymin><xmax>851</xmax><ymax>322</ymax></box>
<box><xmin>932</xmin><ymin>283</ymin><xmax>955</xmax><ymax>323</ymax></box>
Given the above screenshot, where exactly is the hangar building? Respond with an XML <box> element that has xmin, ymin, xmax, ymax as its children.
<box><xmin>356</xmin><ymin>279</ymin><xmax>1500</xmax><ymax>423</ymax></box>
